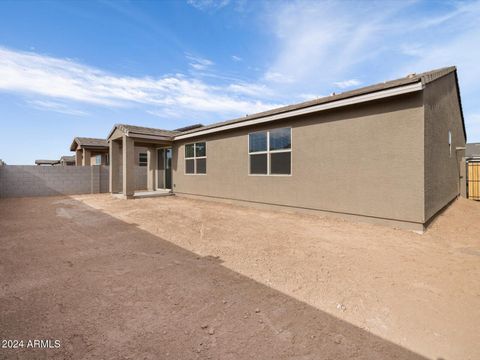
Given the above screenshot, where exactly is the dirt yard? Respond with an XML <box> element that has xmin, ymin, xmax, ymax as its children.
<box><xmin>0</xmin><ymin>194</ymin><xmax>479</xmax><ymax>360</ymax></box>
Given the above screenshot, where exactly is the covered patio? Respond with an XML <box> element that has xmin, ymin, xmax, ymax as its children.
<box><xmin>107</xmin><ymin>124</ymin><xmax>179</xmax><ymax>199</ymax></box>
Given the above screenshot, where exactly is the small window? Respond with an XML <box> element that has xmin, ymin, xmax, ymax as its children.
<box><xmin>95</xmin><ymin>155</ymin><xmax>102</xmax><ymax>165</ymax></box>
<box><xmin>448</xmin><ymin>130</ymin><xmax>452</xmax><ymax>157</ymax></box>
<box><xmin>185</xmin><ymin>142</ymin><xmax>207</xmax><ymax>174</ymax></box>
<box><xmin>249</xmin><ymin>128</ymin><xmax>291</xmax><ymax>175</ymax></box>
<box><xmin>139</xmin><ymin>152</ymin><xmax>148</xmax><ymax>166</ymax></box>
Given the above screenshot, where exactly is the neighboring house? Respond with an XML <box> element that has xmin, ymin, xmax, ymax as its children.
<box><xmin>35</xmin><ymin>159</ymin><xmax>60</xmax><ymax>166</ymax></box>
<box><xmin>70</xmin><ymin>137</ymin><xmax>109</xmax><ymax>166</ymax></box>
<box><xmin>466</xmin><ymin>142</ymin><xmax>480</xmax><ymax>159</ymax></box>
<box><xmin>59</xmin><ymin>155</ymin><xmax>76</xmax><ymax>166</ymax></box>
<box><xmin>106</xmin><ymin>66</ymin><xmax>465</xmax><ymax>231</ymax></box>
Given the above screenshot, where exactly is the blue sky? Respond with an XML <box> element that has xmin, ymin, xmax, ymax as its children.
<box><xmin>0</xmin><ymin>0</ymin><xmax>479</xmax><ymax>164</ymax></box>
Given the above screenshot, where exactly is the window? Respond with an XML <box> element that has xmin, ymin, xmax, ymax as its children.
<box><xmin>139</xmin><ymin>152</ymin><xmax>148</xmax><ymax>167</ymax></box>
<box><xmin>185</xmin><ymin>142</ymin><xmax>206</xmax><ymax>174</ymax></box>
<box><xmin>95</xmin><ymin>155</ymin><xmax>102</xmax><ymax>165</ymax></box>
<box><xmin>448</xmin><ymin>130</ymin><xmax>452</xmax><ymax>157</ymax></box>
<box><xmin>249</xmin><ymin>128</ymin><xmax>291</xmax><ymax>175</ymax></box>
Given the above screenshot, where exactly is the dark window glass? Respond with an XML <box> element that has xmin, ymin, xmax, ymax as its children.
<box><xmin>269</xmin><ymin>128</ymin><xmax>291</xmax><ymax>151</ymax></box>
<box><xmin>139</xmin><ymin>153</ymin><xmax>148</xmax><ymax>166</ymax></box>
<box><xmin>250</xmin><ymin>154</ymin><xmax>268</xmax><ymax>174</ymax></box>
<box><xmin>196</xmin><ymin>158</ymin><xmax>206</xmax><ymax>174</ymax></box>
<box><xmin>185</xmin><ymin>159</ymin><xmax>195</xmax><ymax>174</ymax></box>
<box><xmin>270</xmin><ymin>152</ymin><xmax>291</xmax><ymax>174</ymax></box>
<box><xmin>195</xmin><ymin>142</ymin><xmax>206</xmax><ymax>157</ymax></box>
<box><xmin>249</xmin><ymin>131</ymin><xmax>267</xmax><ymax>152</ymax></box>
<box><xmin>185</xmin><ymin>144</ymin><xmax>195</xmax><ymax>158</ymax></box>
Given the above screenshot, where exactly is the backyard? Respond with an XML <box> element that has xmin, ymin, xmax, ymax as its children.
<box><xmin>0</xmin><ymin>194</ymin><xmax>479</xmax><ymax>360</ymax></box>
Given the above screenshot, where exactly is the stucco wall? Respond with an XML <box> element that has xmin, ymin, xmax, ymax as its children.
<box><xmin>114</xmin><ymin>166</ymin><xmax>148</xmax><ymax>191</ymax></box>
<box><xmin>423</xmin><ymin>72</ymin><xmax>466</xmax><ymax>221</ymax></box>
<box><xmin>172</xmin><ymin>93</ymin><xmax>425</xmax><ymax>224</ymax></box>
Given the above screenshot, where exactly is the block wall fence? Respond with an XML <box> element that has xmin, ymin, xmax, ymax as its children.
<box><xmin>0</xmin><ymin>165</ymin><xmax>147</xmax><ymax>198</ymax></box>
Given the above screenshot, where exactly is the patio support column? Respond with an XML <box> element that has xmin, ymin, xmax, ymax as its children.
<box><xmin>109</xmin><ymin>140</ymin><xmax>121</xmax><ymax>193</ymax></box>
<box><xmin>147</xmin><ymin>147</ymin><xmax>157</xmax><ymax>191</ymax></box>
<box><xmin>82</xmin><ymin>148</ymin><xmax>91</xmax><ymax>166</ymax></box>
<box><xmin>122</xmin><ymin>135</ymin><xmax>135</xmax><ymax>199</ymax></box>
<box><xmin>75</xmin><ymin>149</ymin><xmax>83</xmax><ymax>166</ymax></box>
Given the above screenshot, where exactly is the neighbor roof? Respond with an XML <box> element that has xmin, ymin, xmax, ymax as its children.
<box><xmin>35</xmin><ymin>159</ymin><xmax>60</xmax><ymax>165</ymax></box>
<box><xmin>70</xmin><ymin>137</ymin><xmax>109</xmax><ymax>151</ymax></box>
<box><xmin>466</xmin><ymin>143</ymin><xmax>480</xmax><ymax>157</ymax></box>
<box><xmin>60</xmin><ymin>155</ymin><xmax>75</xmax><ymax>162</ymax></box>
<box><xmin>107</xmin><ymin>124</ymin><xmax>180</xmax><ymax>140</ymax></box>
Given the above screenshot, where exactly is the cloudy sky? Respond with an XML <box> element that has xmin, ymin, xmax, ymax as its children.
<box><xmin>0</xmin><ymin>0</ymin><xmax>479</xmax><ymax>164</ymax></box>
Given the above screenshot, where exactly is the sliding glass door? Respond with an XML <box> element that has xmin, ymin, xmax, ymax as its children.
<box><xmin>157</xmin><ymin>148</ymin><xmax>172</xmax><ymax>190</ymax></box>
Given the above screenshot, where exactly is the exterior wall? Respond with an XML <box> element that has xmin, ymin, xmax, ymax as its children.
<box><xmin>0</xmin><ymin>165</ymin><xmax>109</xmax><ymax>198</ymax></box>
<box><xmin>173</xmin><ymin>92</ymin><xmax>425</xmax><ymax>225</ymax></box>
<box><xmin>89</xmin><ymin>152</ymin><xmax>108</xmax><ymax>165</ymax></box>
<box><xmin>116</xmin><ymin>166</ymin><xmax>148</xmax><ymax>191</ymax></box>
<box><xmin>114</xmin><ymin>146</ymin><xmax>148</xmax><ymax>166</ymax></box>
<box><xmin>423</xmin><ymin>73</ymin><xmax>466</xmax><ymax>221</ymax></box>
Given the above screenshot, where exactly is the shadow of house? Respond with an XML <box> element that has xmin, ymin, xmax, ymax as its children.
<box><xmin>0</xmin><ymin>195</ymin><xmax>430</xmax><ymax>360</ymax></box>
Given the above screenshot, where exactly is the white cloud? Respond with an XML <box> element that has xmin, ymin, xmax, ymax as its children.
<box><xmin>228</xmin><ymin>82</ymin><xmax>274</xmax><ymax>97</ymax></box>
<box><xmin>333</xmin><ymin>79</ymin><xmax>361</xmax><ymax>89</ymax></box>
<box><xmin>231</xmin><ymin>55</ymin><xmax>243</xmax><ymax>62</ymax></box>
<box><xmin>27</xmin><ymin>99</ymin><xmax>88</xmax><ymax>116</ymax></box>
<box><xmin>185</xmin><ymin>53</ymin><xmax>214</xmax><ymax>71</ymax></box>
<box><xmin>264</xmin><ymin>71</ymin><xmax>294</xmax><ymax>84</ymax></box>
<box><xmin>187</xmin><ymin>0</ymin><xmax>230</xmax><ymax>11</ymax></box>
<box><xmin>0</xmin><ymin>46</ymin><xmax>280</xmax><ymax>119</ymax></box>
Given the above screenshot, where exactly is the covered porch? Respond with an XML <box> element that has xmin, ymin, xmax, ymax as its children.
<box><xmin>107</xmin><ymin>124</ymin><xmax>178</xmax><ymax>199</ymax></box>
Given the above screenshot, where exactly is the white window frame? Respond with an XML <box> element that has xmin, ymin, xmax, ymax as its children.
<box><xmin>184</xmin><ymin>141</ymin><xmax>207</xmax><ymax>175</ymax></box>
<box><xmin>248</xmin><ymin>127</ymin><xmax>292</xmax><ymax>176</ymax></box>
<box><xmin>95</xmin><ymin>154</ymin><xmax>102</xmax><ymax>165</ymax></box>
<box><xmin>138</xmin><ymin>152</ymin><xmax>148</xmax><ymax>167</ymax></box>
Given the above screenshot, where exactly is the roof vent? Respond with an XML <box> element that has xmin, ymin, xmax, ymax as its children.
<box><xmin>407</xmin><ymin>73</ymin><xmax>416</xmax><ymax>79</ymax></box>
<box><xmin>330</xmin><ymin>92</ymin><xmax>336</xmax><ymax>96</ymax></box>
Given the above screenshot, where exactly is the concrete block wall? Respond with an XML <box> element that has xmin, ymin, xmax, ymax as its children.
<box><xmin>0</xmin><ymin>165</ymin><xmax>148</xmax><ymax>198</ymax></box>
<box><xmin>0</xmin><ymin>165</ymin><xmax>108</xmax><ymax>198</ymax></box>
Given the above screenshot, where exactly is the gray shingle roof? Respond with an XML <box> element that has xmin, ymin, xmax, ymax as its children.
<box><xmin>466</xmin><ymin>143</ymin><xmax>480</xmax><ymax>157</ymax></box>
<box><xmin>116</xmin><ymin>124</ymin><xmax>180</xmax><ymax>137</ymax></box>
<box><xmin>60</xmin><ymin>155</ymin><xmax>75</xmax><ymax>162</ymax></box>
<box><xmin>35</xmin><ymin>159</ymin><xmax>60</xmax><ymax>165</ymax></box>
<box><xmin>70</xmin><ymin>137</ymin><xmax>108</xmax><ymax>151</ymax></box>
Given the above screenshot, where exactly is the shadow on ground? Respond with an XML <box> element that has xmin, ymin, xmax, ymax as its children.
<box><xmin>0</xmin><ymin>196</ymin><xmax>429</xmax><ymax>360</ymax></box>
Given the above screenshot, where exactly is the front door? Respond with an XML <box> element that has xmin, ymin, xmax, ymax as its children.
<box><xmin>157</xmin><ymin>148</ymin><xmax>172</xmax><ymax>190</ymax></box>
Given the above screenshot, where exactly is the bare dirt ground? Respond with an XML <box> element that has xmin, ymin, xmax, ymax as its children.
<box><xmin>0</xmin><ymin>195</ymin><xmax>479</xmax><ymax>360</ymax></box>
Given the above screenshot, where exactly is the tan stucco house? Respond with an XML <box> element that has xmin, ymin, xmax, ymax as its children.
<box><xmin>105</xmin><ymin>66</ymin><xmax>465</xmax><ymax>231</ymax></box>
<box><xmin>70</xmin><ymin>137</ymin><xmax>110</xmax><ymax>166</ymax></box>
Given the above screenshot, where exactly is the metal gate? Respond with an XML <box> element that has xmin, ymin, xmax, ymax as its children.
<box><xmin>467</xmin><ymin>161</ymin><xmax>480</xmax><ymax>200</ymax></box>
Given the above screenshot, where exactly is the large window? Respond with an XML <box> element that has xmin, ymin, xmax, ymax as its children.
<box><xmin>95</xmin><ymin>155</ymin><xmax>102</xmax><ymax>165</ymax></box>
<box><xmin>139</xmin><ymin>152</ymin><xmax>148</xmax><ymax>166</ymax></box>
<box><xmin>249</xmin><ymin>128</ymin><xmax>291</xmax><ymax>175</ymax></box>
<box><xmin>185</xmin><ymin>142</ymin><xmax>207</xmax><ymax>174</ymax></box>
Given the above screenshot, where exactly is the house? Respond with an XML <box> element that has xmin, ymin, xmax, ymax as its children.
<box><xmin>466</xmin><ymin>143</ymin><xmax>480</xmax><ymax>159</ymax></box>
<box><xmin>59</xmin><ymin>155</ymin><xmax>76</xmax><ymax>166</ymax></box>
<box><xmin>70</xmin><ymin>137</ymin><xmax>110</xmax><ymax>166</ymax></box>
<box><xmin>107</xmin><ymin>66</ymin><xmax>465</xmax><ymax>231</ymax></box>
